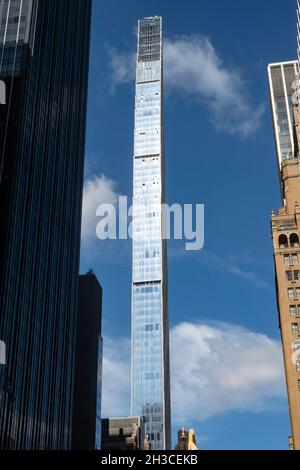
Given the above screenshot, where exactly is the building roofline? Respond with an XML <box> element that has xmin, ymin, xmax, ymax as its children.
<box><xmin>268</xmin><ymin>60</ymin><xmax>298</xmax><ymax>68</ymax></box>
<box><xmin>102</xmin><ymin>416</ymin><xmax>143</xmax><ymax>421</ymax></box>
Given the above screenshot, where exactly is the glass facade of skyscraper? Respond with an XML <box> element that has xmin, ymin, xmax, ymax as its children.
<box><xmin>268</xmin><ymin>62</ymin><xmax>298</xmax><ymax>169</ymax></box>
<box><xmin>131</xmin><ymin>16</ymin><xmax>171</xmax><ymax>450</ymax></box>
<box><xmin>0</xmin><ymin>0</ymin><xmax>91</xmax><ymax>449</ymax></box>
<box><xmin>0</xmin><ymin>0</ymin><xmax>33</xmax><ymax>77</ymax></box>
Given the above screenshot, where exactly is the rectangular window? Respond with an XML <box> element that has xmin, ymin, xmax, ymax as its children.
<box><xmin>296</xmin><ymin>360</ymin><xmax>300</xmax><ymax>372</ymax></box>
<box><xmin>284</xmin><ymin>254</ymin><xmax>291</xmax><ymax>265</ymax></box>
<box><xmin>288</xmin><ymin>288</ymin><xmax>294</xmax><ymax>299</ymax></box>
<box><xmin>297</xmin><ymin>305</ymin><xmax>300</xmax><ymax>317</ymax></box>
<box><xmin>292</xmin><ymin>323</ymin><xmax>299</xmax><ymax>334</ymax></box>
<box><xmin>294</xmin><ymin>270</ymin><xmax>300</xmax><ymax>280</ymax></box>
<box><xmin>294</xmin><ymin>341</ymin><xmax>300</xmax><ymax>353</ymax></box>
<box><xmin>290</xmin><ymin>305</ymin><xmax>297</xmax><ymax>316</ymax></box>
<box><xmin>286</xmin><ymin>271</ymin><xmax>293</xmax><ymax>281</ymax></box>
<box><xmin>296</xmin><ymin>287</ymin><xmax>300</xmax><ymax>298</ymax></box>
<box><xmin>298</xmin><ymin>380</ymin><xmax>300</xmax><ymax>392</ymax></box>
<box><xmin>292</xmin><ymin>253</ymin><xmax>299</xmax><ymax>264</ymax></box>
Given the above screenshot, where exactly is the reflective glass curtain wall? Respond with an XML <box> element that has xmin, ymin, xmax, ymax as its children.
<box><xmin>131</xmin><ymin>16</ymin><xmax>171</xmax><ymax>451</ymax></box>
<box><xmin>268</xmin><ymin>62</ymin><xmax>298</xmax><ymax>171</ymax></box>
<box><xmin>0</xmin><ymin>0</ymin><xmax>92</xmax><ymax>449</ymax></box>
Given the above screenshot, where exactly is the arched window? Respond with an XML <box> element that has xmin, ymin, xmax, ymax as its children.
<box><xmin>279</xmin><ymin>234</ymin><xmax>288</xmax><ymax>248</ymax></box>
<box><xmin>290</xmin><ymin>233</ymin><xmax>299</xmax><ymax>247</ymax></box>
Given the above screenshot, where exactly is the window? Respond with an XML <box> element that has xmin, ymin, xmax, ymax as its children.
<box><xmin>288</xmin><ymin>288</ymin><xmax>294</xmax><ymax>299</ymax></box>
<box><xmin>296</xmin><ymin>360</ymin><xmax>300</xmax><ymax>372</ymax></box>
<box><xmin>145</xmin><ymin>372</ymin><xmax>154</xmax><ymax>380</ymax></box>
<box><xmin>284</xmin><ymin>254</ymin><xmax>291</xmax><ymax>265</ymax></box>
<box><xmin>292</xmin><ymin>253</ymin><xmax>299</xmax><ymax>265</ymax></box>
<box><xmin>296</xmin><ymin>287</ymin><xmax>300</xmax><ymax>298</ymax></box>
<box><xmin>297</xmin><ymin>305</ymin><xmax>300</xmax><ymax>317</ymax></box>
<box><xmin>279</xmin><ymin>234</ymin><xmax>288</xmax><ymax>248</ymax></box>
<box><xmin>290</xmin><ymin>234</ymin><xmax>299</xmax><ymax>247</ymax></box>
<box><xmin>294</xmin><ymin>270</ymin><xmax>300</xmax><ymax>280</ymax></box>
<box><xmin>298</xmin><ymin>380</ymin><xmax>300</xmax><ymax>392</ymax></box>
<box><xmin>290</xmin><ymin>305</ymin><xmax>297</xmax><ymax>316</ymax></box>
<box><xmin>292</xmin><ymin>323</ymin><xmax>299</xmax><ymax>334</ymax></box>
<box><xmin>287</xmin><ymin>270</ymin><xmax>300</xmax><ymax>280</ymax></box>
<box><xmin>293</xmin><ymin>341</ymin><xmax>300</xmax><ymax>353</ymax></box>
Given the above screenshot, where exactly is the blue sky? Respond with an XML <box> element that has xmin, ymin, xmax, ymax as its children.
<box><xmin>80</xmin><ymin>0</ymin><xmax>296</xmax><ymax>450</ymax></box>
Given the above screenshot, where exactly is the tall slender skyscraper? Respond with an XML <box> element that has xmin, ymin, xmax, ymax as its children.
<box><xmin>0</xmin><ymin>0</ymin><xmax>91</xmax><ymax>449</ymax></box>
<box><xmin>131</xmin><ymin>16</ymin><xmax>171</xmax><ymax>450</ymax></box>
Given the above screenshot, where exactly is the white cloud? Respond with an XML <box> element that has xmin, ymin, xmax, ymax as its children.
<box><xmin>81</xmin><ymin>175</ymin><xmax>119</xmax><ymax>242</ymax></box>
<box><xmin>170</xmin><ymin>322</ymin><xmax>285</xmax><ymax>424</ymax></box>
<box><xmin>108</xmin><ymin>35</ymin><xmax>263</xmax><ymax>137</ymax></box>
<box><xmin>101</xmin><ymin>322</ymin><xmax>285</xmax><ymax>424</ymax></box>
<box><xmin>108</xmin><ymin>47</ymin><xmax>135</xmax><ymax>94</ymax></box>
<box><xmin>199</xmin><ymin>251</ymin><xmax>272</xmax><ymax>290</ymax></box>
<box><xmin>102</xmin><ymin>336</ymin><xmax>131</xmax><ymax>418</ymax></box>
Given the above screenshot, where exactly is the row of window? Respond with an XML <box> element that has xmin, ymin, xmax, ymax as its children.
<box><xmin>284</xmin><ymin>253</ymin><xmax>298</xmax><ymax>265</ymax></box>
<box><xmin>289</xmin><ymin>305</ymin><xmax>300</xmax><ymax>316</ymax></box>
<box><xmin>291</xmin><ymin>322</ymin><xmax>300</xmax><ymax>334</ymax></box>
<box><xmin>134</xmin><ymin>285</ymin><xmax>160</xmax><ymax>294</ymax></box>
<box><xmin>1</xmin><ymin>14</ymin><xmax>27</xmax><ymax>25</ymax></box>
<box><xmin>147</xmin><ymin>432</ymin><xmax>160</xmax><ymax>442</ymax></box>
<box><xmin>145</xmin><ymin>250</ymin><xmax>160</xmax><ymax>258</ymax></box>
<box><xmin>145</xmin><ymin>323</ymin><xmax>160</xmax><ymax>331</ymax></box>
<box><xmin>145</xmin><ymin>372</ymin><xmax>160</xmax><ymax>380</ymax></box>
<box><xmin>287</xmin><ymin>287</ymin><xmax>300</xmax><ymax>299</ymax></box>
<box><xmin>286</xmin><ymin>270</ymin><xmax>300</xmax><ymax>281</ymax></box>
<box><xmin>279</xmin><ymin>233</ymin><xmax>299</xmax><ymax>248</ymax></box>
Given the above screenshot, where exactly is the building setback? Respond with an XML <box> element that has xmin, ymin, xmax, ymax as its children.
<box><xmin>72</xmin><ymin>272</ymin><xmax>103</xmax><ymax>450</ymax></box>
<box><xmin>131</xmin><ymin>16</ymin><xmax>171</xmax><ymax>450</ymax></box>
<box><xmin>0</xmin><ymin>0</ymin><xmax>91</xmax><ymax>449</ymax></box>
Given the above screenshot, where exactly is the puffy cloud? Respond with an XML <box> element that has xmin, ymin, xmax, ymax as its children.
<box><xmin>81</xmin><ymin>175</ymin><xmax>119</xmax><ymax>242</ymax></box>
<box><xmin>101</xmin><ymin>322</ymin><xmax>285</xmax><ymax>424</ymax></box>
<box><xmin>108</xmin><ymin>35</ymin><xmax>263</xmax><ymax>137</ymax></box>
<box><xmin>164</xmin><ymin>36</ymin><xmax>263</xmax><ymax>137</ymax></box>
<box><xmin>102</xmin><ymin>336</ymin><xmax>131</xmax><ymax>418</ymax></box>
<box><xmin>170</xmin><ymin>322</ymin><xmax>285</xmax><ymax>423</ymax></box>
<box><xmin>108</xmin><ymin>47</ymin><xmax>135</xmax><ymax>94</ymax></box>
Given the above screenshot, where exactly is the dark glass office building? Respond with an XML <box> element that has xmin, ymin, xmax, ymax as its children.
<box><xmin>0</xmin><ymin>0</ymin><xmax>92</xmax><ymax>449</ymax></box>
<box><xmin>72</xmin><ymin>272</ymin><xmax>103</xmax><ymax>450</ymax></box>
